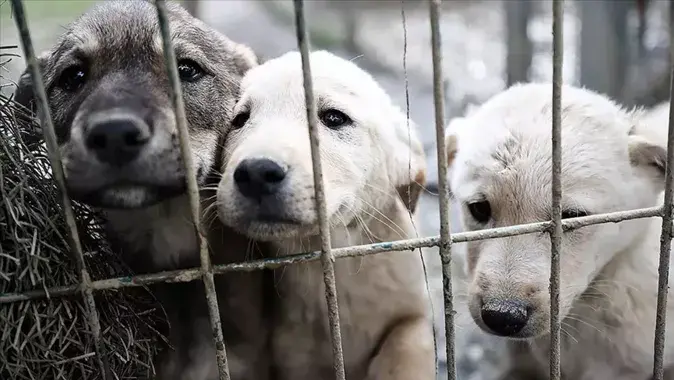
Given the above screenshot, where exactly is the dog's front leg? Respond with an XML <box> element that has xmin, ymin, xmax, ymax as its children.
<box><xmin>365</xmin><ymin>317</ymin><xmax>435</xmax><ymax>380</ymax></box>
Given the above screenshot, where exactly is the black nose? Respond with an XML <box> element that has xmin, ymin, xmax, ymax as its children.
<box><xmin>480</xmin><ymin>299</ymin><xmax>530</xmax><ymax>336</ymax></box>
<box><xmin>85</xmin><ymin>118</ymin><xmax>150</xmax><ymax>166</ymax></box>
<box><xmin>234</xmin><ymin>158</ymin><xmax>287</xmax><ymax>200</ymax></box>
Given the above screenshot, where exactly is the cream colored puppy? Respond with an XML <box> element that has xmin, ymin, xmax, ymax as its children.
<box><xmin>445</xmin><ymin>83</ymin><xmax>674</xmax><ymax>380</ymax></box>
<box><xmin>215</xmin><ymin>50</ymin><xmax>435</xmax><ymax>380</ymax></box>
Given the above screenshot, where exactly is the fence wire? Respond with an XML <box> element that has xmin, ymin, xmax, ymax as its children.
<box><xmin>549</xmin><ymin>0</ymin><xmax>564</xmax><ymax>379</ymax></box>
<box><xmin>428</xmin><ymin>1</ymin><xmax>455</xmax><ymax>379</ymax></box>
<box><xmin>292</xmin><ymin>0</ymin><xmax>347</xmax><ymax>378</ymax></box>
<box><xmin>652</xmin><ymin>3</ymin><xmax>674</xmax><ymax>379</ymax></box>
<box><xmin>154</xmin><ymin>1</ymin><xmax>232</xmax><ymax>378</ymax></box>
<box><xmin>5</xmin><ymin>0</ymin><xmax>674</xmax><ymax>379</ymax></box>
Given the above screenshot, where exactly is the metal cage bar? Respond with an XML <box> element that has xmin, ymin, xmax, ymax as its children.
<box><xmin>0</xmin><ymin>204</ymin><xmax>664</xmax><ymax>304</ymax></box>
<box><xmin>9</xmin><ymin>1</ymin><xmax>111</xmax><ymax>379</ymax></box>
<box><xmin>154</xmin><ymin>1</ymin><xmax>231</xmax><ymax>379</ymax></box>
<box><xmin>652</xmin><ymin>4</ymin><xmax>674</xmax><ymax>378</ymax></box>
<box><xmin>549</xmin><ymin>1</ymin><xmax>564</xmax><ymax>379</ymax></box>
<box><xmin>292</xmin><ymin>1</ymin><xmax>347</xmax><ymax>379</ymax></box>
<box><xmin>428</xmin><ymin>1</ymin><xmax>456</xmax><ymax>379</ymax></box>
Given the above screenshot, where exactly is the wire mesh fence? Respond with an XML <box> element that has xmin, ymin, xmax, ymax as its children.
<box><xmin>3</xmin><ymin>0</ymin><xmax>674</xmax><ymax>380</ymax></box>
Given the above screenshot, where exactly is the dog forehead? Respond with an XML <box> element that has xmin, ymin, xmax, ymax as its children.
<box><xmin>242</xmin><ymin>51</ymin><xmax>385</xmax><ymax>104</ymax></box>
<box><xmin>452</xmin><ymin>84</ymin><xmax>632</xmax><ymax>201</ymax></box>
<box><xmin>67</xmin><ymin>1</ymin><xmax>157</xmax><ymax>49</ymax></box>
<box><xmin>58</xmin><ymin>1</ymin><xmax>207</xmax><ymax>62</ymax></box>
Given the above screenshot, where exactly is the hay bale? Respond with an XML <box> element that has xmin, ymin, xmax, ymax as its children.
<box><xmin>0</xmin><ymin>46</ymin><xmax>166</xmax><ymax>380</ymax></box>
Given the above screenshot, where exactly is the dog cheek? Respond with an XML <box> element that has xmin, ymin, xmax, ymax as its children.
<box><xmin>466</xmin><ymin>242</ymin><xmax>481</xmax><ymax>275</ymax></box>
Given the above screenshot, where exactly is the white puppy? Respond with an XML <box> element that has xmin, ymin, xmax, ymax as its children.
<box><xmin>215</xmin><ymin>50</ymin><xmax>435</xmax><ymax>379</ymax></box>
<box><xmin>445</xmin><ymin>83</ymin><xmax>674</xmax><ymax>379</ymax></box>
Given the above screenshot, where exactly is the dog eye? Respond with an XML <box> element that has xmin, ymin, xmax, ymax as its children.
<box><xmin>177</xmin><ymin>59</ymin><xmax>205</xmax><ymax>82</ymax></box>
<box><xmin>231</xmin><ymin>111</ymin><xmax>250</xmax><ymax>129</ymax></box>
<box><xmin>319</xmin><ymin>109</ymin><xmax>351</xmax><ymax>129</ymax></box>
<box><xmin>467</xmin><ymin>201</ymin><xmax>491</xmax><ymax>223</ymax></box>
<box><xmin>561</xmin><ymin>209</ymin><xmax>588</xmax><ymax>219</ymax></box>
<box><xmin>57</xmin><ymin>65</ymin><xmax>87</xmax><ymax>92</ymax></box>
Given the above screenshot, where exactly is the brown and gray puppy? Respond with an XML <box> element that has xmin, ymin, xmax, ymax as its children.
<box><xmin>13</xmin><ymin>1</ymin><xmax>267</xmax><ymax>379</ymax></box>
<box><xmin>215</xmin><ymin>50</ymin><xmax>435</xmax><ymax>380</ymax></box>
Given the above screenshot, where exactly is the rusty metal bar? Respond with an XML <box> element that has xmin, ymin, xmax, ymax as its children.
<box><xmin>652</xmin><ymin>6</ymin><xmax>674</xmax><ymax>379</ymax></box>
<box><xmin>154</xmin><ymin>1</ymin><xmax>231</xmax><ymax>379</ymax></box>
<box><xmin>9</xmin><ymin>1</ymin><xmax>111</xmax><ymax>378</ymax></box>
<box><xmin>549</xmin><ymin>0</ymin><xmax>564</xmax><ymax>379</ymax></box>
<box><xmin>0</xmin><ymin>205</ymin><xmax>663</xmax><ymax>304</ymax></box>
<box><xmin>292</xmin><ymin>1</ymin><xmax>346</xmax><ymax>379</ymax></box>
<box><xmin>429</xmin><ymin>1</ymin><xmax>456</xmax><ymax>379</ymax></box>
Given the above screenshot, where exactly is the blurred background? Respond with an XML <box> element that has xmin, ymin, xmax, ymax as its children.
<box><xmin>1</xmin><ymin>0</ymin><xmax>672</xmax><ymax>379</ymax></box>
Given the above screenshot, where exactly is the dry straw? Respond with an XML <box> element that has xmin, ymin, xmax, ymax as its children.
<box><xmin>0</xmin><ymin>45</ymin><xmax>166</xmax><ymax>380</ymax></box>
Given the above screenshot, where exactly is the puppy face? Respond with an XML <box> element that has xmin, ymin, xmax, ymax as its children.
<box><xmin>445</xmin><ymin>83</ymin><xmax>667</xmax><ymax>339</ymax></box>
<box><xmin>14</xmin><ymin>0</ymin><xmax>257</xmax><ymax>209</ymax></box>
<box><xmin>215</xmin><ymin>51</ymin><xmax>425</xmax><ymax>241</ymax></box>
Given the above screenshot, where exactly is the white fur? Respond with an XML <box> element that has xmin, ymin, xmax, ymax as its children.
<box><xmin>215</xmin><ymin>50</ymin><xmax>435</xmax><ymax>379</ymax></box>
<box><xmin>445</xmin><ymin>83</ymin><xmax>674</xmax><ymax>379</ymax></box>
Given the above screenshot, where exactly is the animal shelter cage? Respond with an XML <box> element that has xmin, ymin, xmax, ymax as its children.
<box><xmin>2</xmin><ymin>0</ymin><xmax>674</xmax><ymax>379</ymax></box>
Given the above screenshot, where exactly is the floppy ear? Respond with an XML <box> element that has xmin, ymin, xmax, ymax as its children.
<box><xmin>388</xmin><ymin>111</ymin><xmax>427</xmax><ymax>214</ymax></box>
<box><xmin>628</xmin><ymin>133</ymin><xmax>667</xmax><ymax>189</ymax></box>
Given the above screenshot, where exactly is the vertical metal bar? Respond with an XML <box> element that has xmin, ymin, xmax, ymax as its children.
<box><xmin>652</xmin><ymin>5</ymin><xmax>674</xmax><ymax>379</ymax></box>
<box><xmin>9</xmin><ymin>1</ymin><xmax>111</xmax><ymax>378</ymax></box>
<box><xmin>429</xmin><ymin>1</ymin><xmax>456</xmax><ymax>379</ymax></box>
<box><xmin>549</xmin><ymin>0</ymin><xmax>564</xmax><ymax>379</ymax></box>
<box><xmin>292</xmin><ymin>1</ymin><xmax>346</xmax><ymax>379</ymax></box>
<box><xmin>154</xmin><ymin>2</ymin><xmax>231</xmax><ymax>379</ymax></box>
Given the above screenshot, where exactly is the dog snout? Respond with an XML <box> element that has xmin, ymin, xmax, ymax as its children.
<box><xmin>480</xmin><ymin>299</ymin><xmax>531</xmax><ymax>337</ymax></box>
<box><xmin>85</xmin><ymin>116</ymin><xmax>151</xmax><ymax>166</ymax></box>
<box><xmin>234</xmin><ymin>158</ymin><xmax>287</xmax><ymax>200</ymax></box>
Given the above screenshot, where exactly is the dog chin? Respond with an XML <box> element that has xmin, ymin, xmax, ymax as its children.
<box><xmin>242</xmin><ymin>221</ymin><xmax>306</xmax><ymax>241</ymax></box>
<box><xmin>221</xmin><ymin>210</ymin><xmax>312</xmax><ymax>241</ymax></box>
<box><xmin>69</xmin><ymin>184</ymin><xmax>184</xmax><ymax>209</ymax></box>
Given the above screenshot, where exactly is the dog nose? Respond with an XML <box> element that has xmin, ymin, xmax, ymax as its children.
<box><xmin>480</xmin><ymin>299</ymin><xmax>530</xmax><ymax>336</ymax></box>
<box><xmin>86</xmin><ymin>118</ymin><xmax>150</xmax><ymax>166</ymax></box>
<box><xmin>234</xmin><ymin>158</ymin><xmax>287</xmax><ymax>200</ymax></box>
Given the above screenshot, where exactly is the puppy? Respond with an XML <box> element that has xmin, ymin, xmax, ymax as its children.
<box><xmin>213</xmin><ymin>50</ymin><xmax>435</xmax><ymax>380</ymax></box>
<box><xmin>445</xmin><ymin>83</ymin><xmax>674</xmax><ymax>379</ymax></box>
<box><xmin>13</xmin><ymin>1</ymin><xmax>267</xmax><ymax>379</ymax></box>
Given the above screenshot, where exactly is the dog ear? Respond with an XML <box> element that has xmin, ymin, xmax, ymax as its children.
<box><xmin>388</xmin><ymin>111</ymin><xmax>427</xmax><ymax>214</ymax></box>
<box><xmin>230</xmin><ymin>42</ymin><xmax>259</xmax><ymax>77</ymax></box>
<box><xmin>445</xmin><ymin>116</ymin><xmax>468</xmax><ymax>169</ymax></box>
<box><xmin>14</xmin><ymin>65</ymin><xmax>37</xmax><ymax>119</ymax></box>
<box><xmin>12</xmin><ymin>54</ymin><xmax>49</xmax><ymax>145</ymax></box>
<box><xmin>628</xmin><ymin>133</ymin><xmax>667</xmax><ymax>188</ymax></box>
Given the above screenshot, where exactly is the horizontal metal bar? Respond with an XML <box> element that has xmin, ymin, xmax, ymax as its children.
<box><xmin>0</xmin><ymin>205</ymin><xmax>662</xmax><ymax>304</ymax></box>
